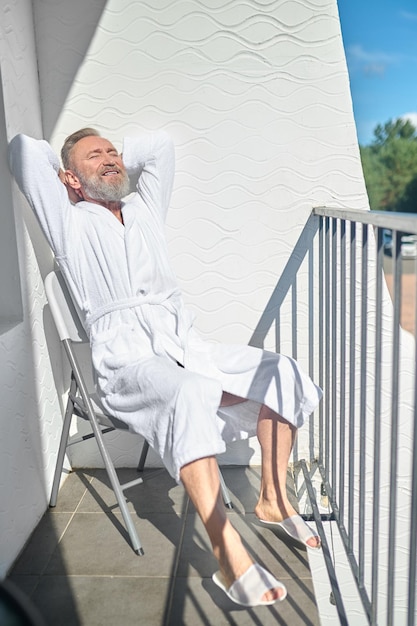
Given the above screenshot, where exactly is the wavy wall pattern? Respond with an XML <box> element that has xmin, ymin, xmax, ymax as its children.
<box><xmin>32</xmin><ymin>0</ymin><xmax>368</xmax><ymax>465</ymax></box>
<box><xmin>36</xmin><ymin>0</ymin><xmax>365</xmax><ymax>341</ymax></box>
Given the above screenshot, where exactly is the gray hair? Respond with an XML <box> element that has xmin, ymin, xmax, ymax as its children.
<box><xmin>61</xmin><ymin>127</ymin><xmax>100</xmax><ymax>170</ymax></box>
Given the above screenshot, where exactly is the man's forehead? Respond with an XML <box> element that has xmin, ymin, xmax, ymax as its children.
<box><xmin>73</xmin><ymin>135</ymin><xmax>117</xmax><ymax>156</ymax></box>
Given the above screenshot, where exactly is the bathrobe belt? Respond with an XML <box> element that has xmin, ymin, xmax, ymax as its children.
<box><xmin>85</xmin><ymin>289</ymin><xmax>192</xmax><ymax>357</ymax></box>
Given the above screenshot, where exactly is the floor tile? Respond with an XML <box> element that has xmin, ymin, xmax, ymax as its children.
<box><xmin>32</xmin><ymin>575</ymin><xmax>171</xmax><ymax>626</ymax></box>
<box><xmin>10</xmin><ymin>513</ymin><xmax>73</xmax><ymax>575</ymax></box>
<box><xmin>5</xmin><ymin>575</ymin><xmax>40</xmax><ymax>598</ymax></box>
<box><xmin>76</xmin><ymin>468</ymin><xmax>188</xmax><ymax>515</ymax></box>
<box><xmin>44</xmin><ymin>512</ymin><xmax>184</xmax><ymax>577</ymax></box>
<box><xmin>50</xmin><ymin>469</ymin><xmax>95</xmax><ymax>513</ymax></box>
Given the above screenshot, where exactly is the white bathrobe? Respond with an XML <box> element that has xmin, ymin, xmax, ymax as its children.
<box><xmin>9</xmin><ymin>132</ymin><xmax>322</xmax><ymax>480</ymax></box>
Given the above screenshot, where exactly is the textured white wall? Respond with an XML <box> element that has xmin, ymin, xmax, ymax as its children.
<box><xmin>32</xmin><ymin>0</ymin><xmax>369</xmax><ymax>468</ymax></box>
<box><xmin>0</xmin><ymin>0</ymin><xmax>66</xmax><ymax>576</ymax></box>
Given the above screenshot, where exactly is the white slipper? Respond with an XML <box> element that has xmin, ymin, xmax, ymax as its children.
<box><xmin>257</xmin><ymin>514</ymin><xmax>321</xmax><ymax>550</ymax></box>
<box><xmin>212</xmin><ymin>563</ymin><xmax>287</xmax><ymax>607</ymax></box>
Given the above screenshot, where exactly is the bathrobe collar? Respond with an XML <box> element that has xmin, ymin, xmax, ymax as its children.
<box><xmin>77</xmin><ymin>200</ymin><xmax>129</xmax><ymax>235</ymax></box>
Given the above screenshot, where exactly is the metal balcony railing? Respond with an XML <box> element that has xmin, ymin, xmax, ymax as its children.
<box><xmin>250</xmin><ymin>207</ymin><xmax>417</xmax><ymax>626</ymax></box>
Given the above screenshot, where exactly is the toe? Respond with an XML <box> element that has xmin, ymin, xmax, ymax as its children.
<box><xmin>306</xmin><ymin>535</ymin><xmax>321</xmax><ymax>549</ymax></box>
<box><xmin>262</xmin><ymin>586</ymin><xmax>286</xmax><ymax>602</ymax></box>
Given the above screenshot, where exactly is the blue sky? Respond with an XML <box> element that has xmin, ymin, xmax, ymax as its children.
<box><xmin>338</xmin><ymin>0</ymin><xmax>417</xmax><ymax>145</ymax></box>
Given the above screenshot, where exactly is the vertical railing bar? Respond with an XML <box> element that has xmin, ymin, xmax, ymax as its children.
<box><xmin>318</xmin><ymin>218</ymin><xmax>324</xmax><ymax>465</ymax></box>
<box><xmin>331</xmin><ymin>218</ymin><xmax>338</xmax><ymax>496</ymax></box>
<box><xmin>371</xmin><ymin>226</ymin><xmax>383</xmax><ymax>626</ymax></box>
<box><xmin>292</xmin><ymin>275</ymin><xmax>297</xmax><ymax>360</ymax></box>
<box><xmin>348</xmin><ymin>220</ymin><xmax>356</xmax><ymax>552</ymax></box>
<box><xmin>308</xmin><ymin>228</ymin><xmax>315</xmax><ymax>458</ymax></box>
<box><xmin>292</xmin><ymin>273</ymin><xmax>299</xmax><ymax>463</ymax></box>
<box><xmin>325</xmin><ymin>217</ymin><xmax>331</xmax><ymax>485</ymax></box>
<box><xmin>358</xmin><ymin>224</ymin><xmax>368</xmax><ymax>586</ymax></box>
<box><xmin>408</xmin><ymin>253</ymin><xmax>417</xmax><ymax>626</ymax></box>
<box><xmin>275</xmin><ymin>308</ymin><xmax>281</xmax><ymax>353</ymax></box>
<box><xmin>387</xmin><ymin>229</ymin><xmax>402</xmax><ymax>626</ymax></box>
<box><xmin>339</xmin><ymin>219</ymin><xmax>347</xmax><ymax>524</ymax></box>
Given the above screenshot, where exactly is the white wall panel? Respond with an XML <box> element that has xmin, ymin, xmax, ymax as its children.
<box><xmin>0</xmin><ymin>0</ymin><xmax>65</xmax><ymax>576</ymax></box>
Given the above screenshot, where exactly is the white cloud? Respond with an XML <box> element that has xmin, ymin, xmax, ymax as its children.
<box><xmin>363</xmin><ymin>63</ymin><xmax>386</xmax><ymax>77</ymax></box>
<box><xmin>402</xmin><ymin>112</ymin><xmax>417</xmax><ymax>127</ymax></box>
<box><xmin>347</xmin><ymin>44</ymin><xmax>397</xmax><ymax>65</ymax></box>
<box><xmin>346</xmin><ymin>44</ymin><xmax>399</xmax><ymax>77</ymax></box>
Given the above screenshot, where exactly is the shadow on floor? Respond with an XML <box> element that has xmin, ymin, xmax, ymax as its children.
<box><xmin>7</xmin><ymin>467</ymin><xmax>319</xmax><ymax>626</ymax></box>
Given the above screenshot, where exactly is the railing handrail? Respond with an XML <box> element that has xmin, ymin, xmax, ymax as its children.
<box><xmin>313</xmin><ymin>206</ymin><xmax>417</xmax><ymax>233</ymax></box>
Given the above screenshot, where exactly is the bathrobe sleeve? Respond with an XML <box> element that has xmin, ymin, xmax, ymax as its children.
<box><xmin>8</xmin><ymin>134</ymin><xmax>73</xmax><ymax>259</ymax></box>
<box><xmin>122</xmin><ymin>131</ymin><xmax>175</xmax><ymax>223</ymax></box>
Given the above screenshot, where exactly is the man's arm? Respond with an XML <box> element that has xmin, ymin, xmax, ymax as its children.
<box><xmin>8</xmin><ymin>134</ymin><xmax>73</xmax><ymax>258</ymax></box>
<box><xmin>122</xmin><ymin>131</ymin><xmax>175</xmax><ymax>223</ymax></box>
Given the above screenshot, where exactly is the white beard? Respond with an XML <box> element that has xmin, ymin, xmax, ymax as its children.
<box><xmin>78</xmin><ymin>170</ymin><xmax>130</xmax><ymax>203</ymax></box>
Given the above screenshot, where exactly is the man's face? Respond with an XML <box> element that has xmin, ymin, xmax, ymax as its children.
<box><xmin>67</xmin><ymin>136</ymin><xmax>130</xmax><ymax>203</ymax></box>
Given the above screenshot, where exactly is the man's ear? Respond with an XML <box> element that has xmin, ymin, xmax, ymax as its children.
<box><xmin>65</xmin><ymin>169</ymin><xmax>81</xmax><ymax>190</ymax></box>
<box><xmin>64</xmin><ymin>170</ymin><xmax>84</xmax><ymax>201</ymax></box>
<box><xmin>64</xmin><ymin>170</ymin><xmax>84</xmax><ymax>202</ymax></box>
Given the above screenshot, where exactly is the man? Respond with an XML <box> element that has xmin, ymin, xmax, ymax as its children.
<box><xmin>9</xmin><ymin>128</ymin><xmax>322</xmax><ymax>607</ymax></box>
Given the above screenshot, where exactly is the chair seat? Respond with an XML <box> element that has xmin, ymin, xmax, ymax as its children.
<box><xmin>72</xmin><ymin>394</ymin><xmax>130</xmax><ymax>431</ymax></box>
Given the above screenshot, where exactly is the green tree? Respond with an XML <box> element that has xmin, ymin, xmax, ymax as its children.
<box><xmin>373</xmin><ymin>118</ymin><xmax>417</xmax><ymax>145</ymax></box>
<box><xmin>360</xmin><ymin>144</ymin><xmax>385</xmax><ymax>210</ymax></box>
<box><xmin>397</xmin><ymin>174</ymin><xmax>417</xmax><ymax>213</ymax></box>
<box><xmin>360</xmin><ymin>118</ymin><xmax>417</xmax><ymax>212</ymax></box>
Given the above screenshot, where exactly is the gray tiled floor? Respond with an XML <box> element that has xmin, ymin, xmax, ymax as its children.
<box><xmin>7</xmin><ymin>466</ymin><xmax>320</xmax><ymax>626</ymax></box>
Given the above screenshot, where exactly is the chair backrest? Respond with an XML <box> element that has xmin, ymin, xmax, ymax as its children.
<box><xmin>45</xmin><ymin>270</ymin><xmax>88</xmax><ymax>343</ymax></box>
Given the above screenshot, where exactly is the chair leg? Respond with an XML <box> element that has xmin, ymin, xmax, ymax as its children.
<box><xmin>85</xmin><ymin>416</ymin><xmax>145</xmax><ymax>555</ymax></box>
<box><xmin>50</xmin><ymin>377</ymin><xmax>77</xmax><ymax>507</ymax></box>
<box><xmin>64</xmin><ymin>346</ymin><xmax>145</xmax><ymax>555</ymax></box>
<box><xmin>137</xmin><ymin>439</ymin><xmax>150</xmax><ymax>472</ymax></box>
<box><xmin>104</xmin><ymin>459</ymin><xmax>145</xmax><ymax>555</ymax></box>
<box><xmin>218</xmin><ymin>466</ymin><xmax>233</xmax><ymax>509</ymax></box>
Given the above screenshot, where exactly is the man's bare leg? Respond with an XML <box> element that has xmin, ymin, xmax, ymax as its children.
<box><xmin>180</xmin><ymin>456</ymin><xmax>285</xmax><ymax>602</ymax></box>
<box><xmin>221</xmin><ymin>393</ymin><xmax>298</xmax><ymax>521</ymax></box>
<box><xmin>254</xmin><ymin>405</ymin><xmax>320</xmax><ymax>548</ymax></box>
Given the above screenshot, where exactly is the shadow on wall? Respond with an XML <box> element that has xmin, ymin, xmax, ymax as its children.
<box><xmin>33</xmin><ymin>0</ymin><xmax>108</xmax><ymax>140</ymax></box>
<box><xmin>249</xmin><ymin>213</ymin><xmax>320</xmax><ymax>352</ymax></box>
<box><xmin>0</xmin><ymin>73</ymin><xmax>23</xmax><ymax>328</ymax></box>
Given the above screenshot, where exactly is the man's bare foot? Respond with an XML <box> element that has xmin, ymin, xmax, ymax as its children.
<box><xmin>213</xmin><ymin>564</ymin><xmax>286</xmax><ymax>606</ymax></box>
<box><xmin>255</xmin><ymin>496</ymin><xmax>298</xmax><ymax>525</ymax></box>
<box><xmin>255</xmin><ymin>499</ymin><xmax>321</xmax><ymax>549</ymax></box>
<box><xmin>215</xmin><ymin>522</ymin><xmax>286</xmax><ymax>602</ymax></box>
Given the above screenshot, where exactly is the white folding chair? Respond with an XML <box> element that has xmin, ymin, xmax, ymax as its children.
<box><xmin>45</xmin><ymin>269</ymin><xmax>232</xmax><ymax>556</ymax></box>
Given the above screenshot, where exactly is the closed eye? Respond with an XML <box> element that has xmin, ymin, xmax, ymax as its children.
<box><xmin>85</xmin><ymin>147</ymin><xmax>119</xmax><ymax>160</ymax></box>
